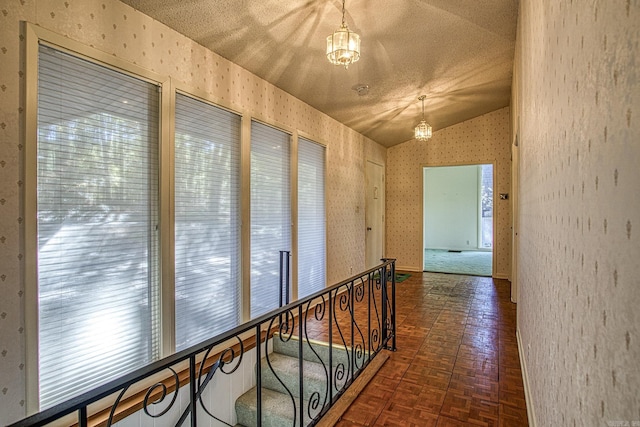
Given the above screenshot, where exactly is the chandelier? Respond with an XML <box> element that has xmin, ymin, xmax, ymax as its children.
<box><xmin>326</xmin><ymin>0</ymin><xmax>361</xmax><ymax>69</ymax></box>
<box><xmin>414</xmin><ymin>95</ymin><xmax>432</xmax><ymax>141</ymax></box>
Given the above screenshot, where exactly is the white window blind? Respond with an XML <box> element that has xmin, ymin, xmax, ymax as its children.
<box><xmin>174</xmin><ymin>94</ymin><xmax>241</xmax><ymax>350</ymax></box>
<box><xmin>250</xmin><ymin>121</ymin><xmax>291</xmax><ymax>318</ymax></box>
<box><xmin>37</xmin><ymin>45</ymin><xmax>160</xmax><ymax>408</ymax></box>
<box><xmin>297</xmin><ymin>138</ymin><xmax>326</xmax><ymax>298</ymax></box>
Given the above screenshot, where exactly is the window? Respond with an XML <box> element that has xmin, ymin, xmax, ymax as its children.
<box><xmin>174</xmin><ymin>93</ymin><xmax>241</xmax><ymax>350</ymax></box>
<box><xmin>36</xmin><ymin>45</ymin><xmax>160</xmax><ymax>408</ymax></box>
<box><xmin>250</xmin><ymin>121</ymin><xmax>291</xmax><ymax>318</ymax></box>
<box><xmin>480</xmin><ymin>164</ymin><xmax>493</xmax><ymax>249</ymax></box>
<box><xmin>29</xmin><ymin>28</ymin><xmax>332</xmax><ymax>412</ymax></box>
<box><xmin>297</xmin><ymin>138</ymin><xmax>326</xmax><ymax>298</ymax></box>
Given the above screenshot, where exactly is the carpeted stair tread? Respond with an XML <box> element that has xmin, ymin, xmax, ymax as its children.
<box><xmin>235</xmin><ymin>386</ymin><xmax>313</xmax><ymax>427</ymax></box>
<box><xmin>261</xmin><ymin>352</ymin><xmax>329</xmax><ymax>401</ymax></box>
<box><xmin>273</xmin><ymin>335</ymin><xmax>363</xmax><ymax>369</ymax></box>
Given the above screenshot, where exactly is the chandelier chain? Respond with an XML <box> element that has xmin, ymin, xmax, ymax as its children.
<box><xmin>341</xmin><ymin>0</ymin><xmax>346</xmax><ymax>27</ymax></box>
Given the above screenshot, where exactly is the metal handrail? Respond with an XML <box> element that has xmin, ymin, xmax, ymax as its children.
<box><xmin>10</xmin><ymin>259</ymin><xmax>397</xmax><ymax>427</ymax></box>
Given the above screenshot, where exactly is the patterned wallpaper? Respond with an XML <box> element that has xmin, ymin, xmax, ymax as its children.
<box><xmin>513</xmin><ymin>0</ymin><xmax>639</xmax><ymax>426</ymax></box>
<box><xmin>0</xmin><ymin>0</ymin><xmax>384</xmax><ymax>423</ymax></box>
<box><xmin>386</xmin><ymin>107</ymin><xmax>512</xmax><ymax>278</ymax></box>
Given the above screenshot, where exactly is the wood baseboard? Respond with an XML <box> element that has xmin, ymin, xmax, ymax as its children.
<box><xmin>516</xmin><ymin>328</ymin><xmax>536</xmax><ymax>427</ymax></box>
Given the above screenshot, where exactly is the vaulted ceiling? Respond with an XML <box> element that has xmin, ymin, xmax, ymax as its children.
<box><xmin>120</xmin><ymin>0</ymin><xmax>518</xmax><ymax>147</ymax></box>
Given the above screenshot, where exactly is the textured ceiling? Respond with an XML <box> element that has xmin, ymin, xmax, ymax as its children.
<box><xmin>120</xmin><ymin>0</ymin><xmax>518</xmax><ymax>147</ymax></box>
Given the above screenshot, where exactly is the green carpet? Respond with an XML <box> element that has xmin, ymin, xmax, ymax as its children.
<box><xmin>395</xmin><ymin>273</ymin><xmax>411</xmax><ymax>282</ymax></box>
<box><xmin>423</xmin><ymin>249</ymin><xmax>492</xmax><ymax>277</ymax></box>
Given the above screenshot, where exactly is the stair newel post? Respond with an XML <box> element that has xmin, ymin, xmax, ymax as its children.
<box><xmin>367</xmin><ymin>272</ymin><xmax>372</xmax><ymax>356</ymax></box>
<box><xmin>279</xmin><ymin>251</ymin><xmax>291</xmax><ymax>326</ymax></box>
<box><xmin>328</xmin><ymin>289</ymin><xmax>333</xmax><ymax>403</ymax></box>
<box><xmin>298</xmin><ymin>305</ymin><xmax>304</xmax><ymax>427</ymax></box>
<box><xmin>255</xmin><ymin>325</ymin><xmax>262</xmax><ymax>427</ymax></box>
<box><xmin>381</xmin><ymin>265</ymin><xmax>388</xmax><ymax>350</ymax></box>
<box><xmin>189</xmin><ymin>355</ymin><xmax>197</xmax><ymax>427</ymax></box>
<box><xmin>350</xmin><ymin>279</ymin><xmax>355</xmax><ymax>383</ymax></box>
<box><xmin>391</xmin><ymin>261</ymin><xmax>397</xmax><ymax>351</ymax></box>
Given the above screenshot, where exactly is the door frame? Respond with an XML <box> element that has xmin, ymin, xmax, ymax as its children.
<box><xmin>365</xmin><ymin>160</ymin><xmax>385</xmax><ymax>269</ymax></box>
<box><xmin>421</xmin><ymin>162</ymin><xmax>496</xmax><ymax>278</ymax></box>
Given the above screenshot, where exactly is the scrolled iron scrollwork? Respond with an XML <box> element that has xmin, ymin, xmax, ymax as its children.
<box><xmin>313</xmin><ymin>294</ymin><xmax>327</xmax><ymax>321</ymax></box>
<box><xmin>369</xmin><ymin>270</ymin><xmax>383</xmax><ymax>352</ymax></box>
<box><xmin>354</xmin><ymin>277</ymin><xmax>365</xmax><ymax>303</ymax></box>
<box><xmin>192</xmin><ymin>336</ymin><xmax>245</xmax><ymax>425</ymax></box>
<box><xmin>338</xmin><ymin>287</ymin><xmax>350</xmax><ymax>312</ymax></box>
<box><xmin>142</xmin><ymin>368</ymin><xmax>180</xmax><ymax>418</ymax></box>
<box><xmin>371</xmin><ymin>328</ymin><xmax>380</xmax><ymax>346</ymax></box>
<box><xmin>307</xmin><ymin>391</ymin><xmax>323</xmax><ymax>419</ymax></box>
<box><xmin>266</xmin><ymin>312</ymin><xmax>298</xmax><ymax>426</ymax></box>
<box><xmin>332</xmin><ymin>285</ymin><xmax>352</xmax><ymax>392</ymax></box>
<box><xmin>334</xmin><ymin>362</ymin><xmax>346</xmax><ymax>388</ymax></box>
<box><xmin>303</xmin><ymin>298</ymin><xmax>329</xmax><ymax>413</ymax></box>
<box><xmin>353</xmin><ymin>342</ymin><xmax>365</xmax><ymax>370</ymax></box>
<box><xmin>278</xmin><ymin>308</ymin><xmax>296</xmax><ymax>339</ymax></box>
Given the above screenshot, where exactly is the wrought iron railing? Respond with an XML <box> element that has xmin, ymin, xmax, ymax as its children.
<box><xmin>10</xmin><ymin>259</ymin><xmax>396</xmax><ymax>427</ymax></box>
<box><xmin>279</xmin><ymin>250</ymin><xmax>291</xmax><ymax>307</ymax></box>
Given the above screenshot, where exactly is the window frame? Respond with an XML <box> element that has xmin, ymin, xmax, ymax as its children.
<box><xmin>247</xmin><ymin>118</ymin><xmax>294</xmax><ymax>318</ymax></box>
<box><xmin>24</xmin><ymin>24</ymin><xmax>172</xmax><ymax>412</ymax></box>
<box><xmin>296</xmin><ymin>136</ymin><xmax>328</xmax><ymax>299</ymax></box>
<box><xmin>171</xmin><ymin>87</ymin><xmax>245</xmax><ymax>351</ymax></box>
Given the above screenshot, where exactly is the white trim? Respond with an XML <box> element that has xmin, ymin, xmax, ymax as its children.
<box><xmin>24</xmin><ymin>22</ymin><xmax>40</xmax><ymax>416</ymax></box>
<box><xmin>160</xmin><ymin>76</ymin><xmax>175</xmax><ymax>357</ymax></box>
<box><xmin>291</xmin><ymin>130</ymin><xmax>299</xmax><ymax>301</ymax></box>
<box><xmin>240</xmin><ymin>113</ymin><xmax>252</xmax><ymax>323</ymax></box>
<box><xmin>516</xmin><ymin>328</ymin><xmax>537</xmax><ymax>427</ymax></box>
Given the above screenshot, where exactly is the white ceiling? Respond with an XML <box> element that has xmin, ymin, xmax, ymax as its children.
<box><xmin>120</xmin><ymin>0</ymin><xmax>518</xmax><ymax>147</ymax></box>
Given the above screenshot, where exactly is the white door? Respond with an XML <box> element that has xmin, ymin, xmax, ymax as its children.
<box><xmin>365</xmin><ymin>161</ymin><xmax>385</xmax><ymax>269</ymax></box>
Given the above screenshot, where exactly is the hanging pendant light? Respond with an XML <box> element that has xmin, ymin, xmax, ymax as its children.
<box><xmin>326</xmin><ymin>0</ymin><xmax>361</xmax><ymax>69</ymax></box>
<box><xmin>414</xmin><ymin>95</ymin><xmax>432</xmax><ymax>141</ymax></box>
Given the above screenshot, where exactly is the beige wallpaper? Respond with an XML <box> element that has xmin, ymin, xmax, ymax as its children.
<box><xmin>0</xmin><ymin>0</ymin><xmax>385</xmax><ymax>423</ymax></box>
<box><xmin>513</xmin><ymin>0</ymin><xmax>640</xmax><ymax>426</ymax></box>
<box><xmin>386</xmin><ymin>107</ymin><xmax>512</xmax><ymax>278</ymax></box>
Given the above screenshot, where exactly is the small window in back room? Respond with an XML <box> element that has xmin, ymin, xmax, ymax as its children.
<box><xmin>480</xmin><ymin>164</ymin><xmax>493</xmax><ymax>249</ymax></box>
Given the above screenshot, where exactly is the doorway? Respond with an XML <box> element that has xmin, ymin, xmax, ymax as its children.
<box><xmin>423</xmin><ymin>164</ymin><xmax>493</xmax><ymax>276</ymax></box>
<box><xmin>365</xmin><ymin>161</ymin><xmax>384</xmax><ymax>269</ymax></box>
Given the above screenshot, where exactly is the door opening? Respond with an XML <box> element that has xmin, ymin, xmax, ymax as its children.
<box><xmin>423</xmin><ymin>164</ymin><xmax>493</xmax><ymax>276</ymax></box>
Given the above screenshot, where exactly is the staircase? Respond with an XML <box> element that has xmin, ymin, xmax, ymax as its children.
<box><xmin>235</xmin><ymin>335</ymin><xmax>367</xmax><ymax>427</ymax></box>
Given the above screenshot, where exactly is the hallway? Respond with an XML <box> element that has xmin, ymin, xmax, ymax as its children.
<box><xmin>334</xmin><ymin>272</ymin><xmax>527</xmax><ymax>426</ymax></box>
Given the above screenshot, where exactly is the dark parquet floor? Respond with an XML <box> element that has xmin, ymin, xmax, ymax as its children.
<box><xmin>321</xmin><ymin>272</ymin><xmax>529</xmax><ymax>427</ymax></box>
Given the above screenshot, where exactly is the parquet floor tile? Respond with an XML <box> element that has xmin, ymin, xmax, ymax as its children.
<box><xmin>310</xmin><ymin>272</ymin><xmax>529</xmax><ymax>426</ymax></box>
